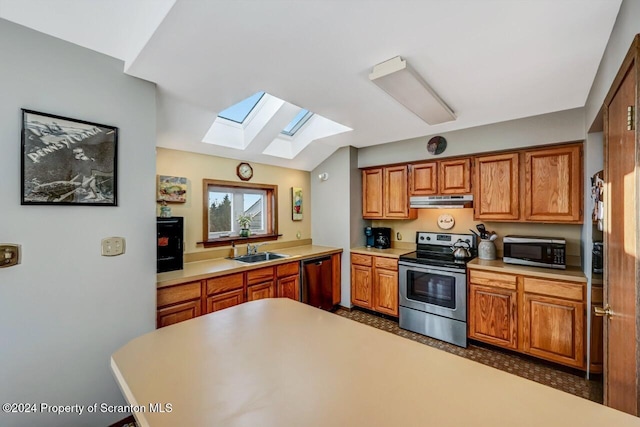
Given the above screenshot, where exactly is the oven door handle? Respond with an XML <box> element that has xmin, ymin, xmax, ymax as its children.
<box><xmin>398</xmin><ymin>263</ymin><xmax>465</xmax><ymax>276</ymax></box>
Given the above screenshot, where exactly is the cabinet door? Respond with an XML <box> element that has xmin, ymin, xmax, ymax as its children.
<box><xmin>206</xmin><ymin>289</ymin><xmax>244</xmax><ymax>313</ymax></box>
<box><xmin>474</xmin><ymin>153</ymin><xmax>519</xmax><ymax>220</ymax></box>
<box><xmin>409</xmin><ymin>162</ymin><xmax>437</xmax><ymax>195</ymax></box>
<box><xmin>351</xmin><ymin>263</ymin><xmax>373</xmax><ymax>309</ymax></box>
<box><xmin>522</xmin><ymin>293</ymin><xmax>585</xmax><ymax>368</ymax></box>
<box><xmin>277</xmin><ymin>275</ymin><xmax>300</xmax><ymax>300</ymax></box>
<box><xmin>362</xmin><ymin>168</ymin><xmax>384</xmax><ymax>218</ymax></box>
<box><xmin>157</xmin><ymin>300</ymin><xmax>201</xmax><ymax>328</ymax></box>
<box><xmin>468</xmin><ymin>284</ymin><xmax>518</xmax><ymax>349</ymax></box>
<box><xmin>439</xmin><ymin>158</ymin><xmax>471</xmax><ymax>194</ymax></box>
<box><xmin>384</xmin><ymin>165</ymin><xmax>412</xmax><ymax>218</ymax></box>
<box><xmin>373</xmin><ymin>268</ymin><xmax>398</xmax><ymax>316</ymax></box>
<box><xmin>524</xmin><ymin>144</ymin><xmax>582</xmax><ymax>222</ymax></box>
<box><xmin>247</xmin><ymin>281</ymin><xmax>275</xmax><ymax>301</ymax></box>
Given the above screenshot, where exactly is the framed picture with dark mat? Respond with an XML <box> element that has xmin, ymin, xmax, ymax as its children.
<box><xmin>21</xmin><ymin>109</ymin><xmax>118</xmax><ymax>206</ymax></box>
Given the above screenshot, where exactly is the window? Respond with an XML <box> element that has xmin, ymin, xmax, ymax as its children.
<box><xmin>281</xmin><ymin>109</ymin><xmax>313</xmax><ymax>136</ymax></box>
<box><xmin>217</xmin><ymin>92</ymin><xmax>265</xmax><ymax>124</ymax></box>
<box><xmin>203</xmin><ymin>179</ymin><xmax>277</xmax><ymax>244</ymax></box>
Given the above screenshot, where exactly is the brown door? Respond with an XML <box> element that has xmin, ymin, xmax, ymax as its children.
<box><xmin>603</xmin><ymin>38</ymin><xmax>639</xmax><ymax>415</ymax></box>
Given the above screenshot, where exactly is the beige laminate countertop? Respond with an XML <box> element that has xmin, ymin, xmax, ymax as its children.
<box><xmin>468</xmin><ymin>258</ymin><xmax>587</xmax><ymax>282</ymax></box>
<box><xmin>157</xmin><ymin>244</ymin><xmax>342</xmax><ymax>288</ymax></box>
<box><xmin>111</xmin><ymin>299</ymin><xmax>640</xmax><ymax>427</ymax></box>
<box><xmin>350</xmin><ymin>246</ymin><xmax>414</xmax><ymax>258</ymax></box>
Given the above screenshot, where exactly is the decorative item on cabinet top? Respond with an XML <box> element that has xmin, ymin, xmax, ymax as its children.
<box><xmin>427</xmin><ymin>136</ymin><xmax>447</xmax><ymax>155</ymax></box>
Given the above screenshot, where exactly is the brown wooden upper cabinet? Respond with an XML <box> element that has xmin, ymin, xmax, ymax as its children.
<box><xmin>362</xmin><ymin>165</ymin><xmax>416</xmax><ymax>219</ymax></box>
<box><xmin>474</xmin><ymin>153</ymin><xmax>520</xmax><ymax>221</ymax></box>
<box><xmin>473</xmin><ymin>142</ymin><xmax>583</xmax><ymax>223</ymax></box>
<box><xmin>439</xmin><ymin>158</ymin><xmax>472</xmax><ymax>194</ymax></box>
<box><xmin>409</xmin><ymin>158</ymin><xmax>472</xmax><ymax>196</ymax></box>
<box><xmin>409</xmin><ymin>162</ymin><xmax>437</xmax><ymax>195</ymax></box>
<box><xmin>524</xmin><ymin>144</ymin><xmax>582</xmax><ymax>223</ymax></box>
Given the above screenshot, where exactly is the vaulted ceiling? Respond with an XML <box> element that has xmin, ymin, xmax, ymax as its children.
<box><xmin>0</xmin><ymin>0</ymin><xmax>622</xmax><ymax>170</ymax></box>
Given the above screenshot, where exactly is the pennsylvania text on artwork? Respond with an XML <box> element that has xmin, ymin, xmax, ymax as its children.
<box><xmin>25</xmin><ymin>122</ymin><xmax>104</xmax><ymax>163</ymax></box>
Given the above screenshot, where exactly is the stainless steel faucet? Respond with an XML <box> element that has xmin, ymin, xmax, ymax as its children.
<box><xmin>247</xmin><ymin>243</ymin><xmax>267</xmax><ymax>255</ymax></box>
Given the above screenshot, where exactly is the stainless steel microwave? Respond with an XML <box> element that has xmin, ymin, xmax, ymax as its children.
<box><xmin>503</xmin><ymin>236</ymin><xmax>566</xmax><ymax>270</ymax></box>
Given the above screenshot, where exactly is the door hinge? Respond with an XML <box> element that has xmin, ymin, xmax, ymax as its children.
<box><xmin>627</xmin><ymin>105</ymin><xmax>635</xmax><ymax>131</ymax></box>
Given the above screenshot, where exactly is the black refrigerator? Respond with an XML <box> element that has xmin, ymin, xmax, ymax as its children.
<box><xmin>157</xmin><ymin>217</ymin><xmax>183</xmax><ymax>273</ymax></box>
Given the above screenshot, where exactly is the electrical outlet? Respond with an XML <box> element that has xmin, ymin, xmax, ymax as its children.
<box><xmin>101</xmin><ymin>237</ymin><xmax>125</xmax><ymax>256</ymax></box>
<box><xmin>0</xmin><ymin>244</ymin><xmax>21</xmax><ymax>268</ymax></box>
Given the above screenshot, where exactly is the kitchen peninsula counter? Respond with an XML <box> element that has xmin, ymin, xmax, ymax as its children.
<box><xmin>112</xmin><ymin>299</ymin><xmax>640</xmax><ymax>427</ymax></box>
<box><xmin>157</xmin><ymin>244</ymin><xmax>342</xmax><ymax>288</ymax></box>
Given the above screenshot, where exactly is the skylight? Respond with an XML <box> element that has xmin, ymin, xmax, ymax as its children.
<box><xmin>281</xmin><ymin>109</ymin><xmax>313</xmax><ymax>136</ymax></box>
<box><xmin>218</xmin><ymin>91</ymin><xmax>265</xmax><ymax>123</ymax></box>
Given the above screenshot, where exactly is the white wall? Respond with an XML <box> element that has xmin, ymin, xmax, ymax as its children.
<box><xmin>585</xmin><ymin>0</ymin><xmax>639</xmax><ymax>128</ymax></box>
<box><xmin>358</xmin><ymin>108</ymin><xmax>585</xmax><ymax>168</ymax></box>
<box><xmin>0</xmin><ymin>19</ymin><xmax>157</xmax><ymax>426</ymax></box>
<box><xmin>311</xmin><ymin>146</ymin><xmax>365</xmax><ymax>307</ymax></box>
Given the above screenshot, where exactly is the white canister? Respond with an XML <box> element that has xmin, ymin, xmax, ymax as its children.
<box><xmin>478</xmin><ymin>240</ymin><xmax>497</xmax><ymax>260</ymax></box>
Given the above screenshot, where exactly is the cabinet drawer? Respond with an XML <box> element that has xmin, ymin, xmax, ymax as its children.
<box><xmin>523</xmin><ymin>277</ymin><xmax>584</xmax><ymax>301</ymax></box>
<box><xmin>247</xmin><ymin>266</ymin><xmax>275</xmax><ymax>285</ymax></box>
<box><xmin>351</xmin><ymin>253</ymin><xmax>372</xmax><ymax>266</ymax></box>
<box><xmin>157</xmin><ymin>281</ymin><xmax>202</xmax><ymax>308</ymax></box>
<box><xmin>206</xmin><ymin>273</ymin><xmax>244</xmax><ymax>295</ymax></box>
<box><xmin>469</xmin><ymin>269</ymin><xmax>517</xmax><ymax>290</ymax></box>
<box><xmin>374</xmin><ymin>256</ymin><xmax>398</xmax><ymax>271</ymax></box>
<box><xmin>277</xmin><ymin>261</ymin><xmax>299</xmax><ymax>278</ymax></box>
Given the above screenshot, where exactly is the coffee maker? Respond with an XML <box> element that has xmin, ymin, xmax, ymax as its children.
<box><xmin>372</xmin><ymin>227</ymin><xmax>392</xmax><ymax>249</ymax></box>
<box><xmin>364</xmin><ymin>227</ymin><xmax>374</xmax><ymax>248</ymax></box>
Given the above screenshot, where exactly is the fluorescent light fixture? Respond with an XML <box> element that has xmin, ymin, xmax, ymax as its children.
<box><xmin>369</xmin><ymin>56</ymin><xmax>455</xmax><ymax>125</ymax></box>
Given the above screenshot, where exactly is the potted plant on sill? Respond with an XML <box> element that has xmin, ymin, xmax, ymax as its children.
<box><xmin>237</xmin><ymin>213</ymin><xmax>256</xmax><ymax>237</ymax></box>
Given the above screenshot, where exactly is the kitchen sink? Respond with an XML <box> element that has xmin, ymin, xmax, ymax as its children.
<box><xmin>233</xmin><ymin>252</ymin><xmax>288</xmax><ymax>263</ymax></box>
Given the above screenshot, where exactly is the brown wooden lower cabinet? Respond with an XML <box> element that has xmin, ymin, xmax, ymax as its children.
<box><xmin>277</xmin><ymin>275</ymin><xmax>299</xmax><ymax>300</ymax></box>
<box><xmin>351</xmin><ymin>263</ymin><xmax>373</xmax><ymax>309</ymax></box>
<box><xmin>207</xmin><ymin>289</ymin><xmax>244</xmax><ymax>313</ymax></box>
<box><xmin>157</xmin><ymin>281</ymin><xmax>203</xmax><ymax>328</ymax></box>
<box><xmin>157</xmin><ymin>300</ymin><xmax>201</xmax><ymax>328</ymax></box>
<box><xmin>468</xmin><ymin>284</ymin><xmax>518</xmax><ymax>349</ymax></box>
<box><xmin>248</xmin><ymin>281</ymin><xmax>275</xmax><ymax>301</ymax></box>
<box><xmin>157</xmin><ymin>253</ymin><xmax>340</xmax><ymax>328</ymax></box>
<box><xmin>351</xmin><ymin>253</ymin><xmax>398</xmax><ymax>316</ymax></box>
<box><xmin>522</xmin><ymin>293</ymin><xmax>584</xmax><ymax>368</ymax></box>
<box><xmin>277</xmin><ymin>261</ymin><xmax>300</xmax><ymax>300</ymax></box>
<box><xmin>468</xmin><ymin>268</ymin><xmax>587</xmax><ymax>370</ymax></box>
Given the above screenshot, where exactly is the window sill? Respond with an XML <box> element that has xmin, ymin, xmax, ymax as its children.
<box><xmin>199</xmin><ymin>234</ymin><xmax>281</xmax><ymax>248</ymax></box>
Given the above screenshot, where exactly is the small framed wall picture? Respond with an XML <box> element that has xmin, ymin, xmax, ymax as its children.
<box><xmin>292</xmin><ymin>187</ymin><xmax>303</xmax><ymax>221</ymax></box>
<box><xmin>157</xmin><ymin>175</ymin><xmax>187</xmax><ymax>203</ymax></box>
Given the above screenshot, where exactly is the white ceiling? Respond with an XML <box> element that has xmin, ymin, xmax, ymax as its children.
<box><xmin>0</xmin><ymin>0</ymin><xmax>622</xmax><ymax>171</ymax></box>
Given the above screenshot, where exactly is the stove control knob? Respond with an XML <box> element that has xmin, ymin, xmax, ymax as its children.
<box><xmin>419</xmin><ymin>236</ymin><xmax>425</xmax><ymax>241</ymax></box>
<box><xmin>426</xmin><ymin>237</ymin><xmax>431</xmax><ymax>241</ymax></box>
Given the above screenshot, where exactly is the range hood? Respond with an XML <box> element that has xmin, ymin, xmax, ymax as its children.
<box><xmin>410</xmin><ymin>195</ymin><xmax>473</xmax><ymax>209</ymax></box>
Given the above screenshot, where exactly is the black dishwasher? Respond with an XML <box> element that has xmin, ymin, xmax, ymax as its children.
<box><xmin>301</xmin><ymin>256</ymin><xmax>333</xmax><ymax>311</ymax></box>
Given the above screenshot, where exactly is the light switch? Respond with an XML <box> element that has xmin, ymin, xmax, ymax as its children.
<box><xmin>0</xmin><ymin>244</ymin><xmax>21</xmax><ymax>268</ymax></box>
<box><xmin>101</xmin><ymin>237</ymin><xmax>126</xmax><ymax>256</ymax></box>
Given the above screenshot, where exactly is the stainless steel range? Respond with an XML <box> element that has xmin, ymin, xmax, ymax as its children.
<box><xmin>398</xmin><ymin>232</ymin><xmax>476</xmax><ymax>348</ymax></box>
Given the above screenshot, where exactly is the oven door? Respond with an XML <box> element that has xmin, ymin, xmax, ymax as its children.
<box><xmin>399</xmin><ymin>263</ymin><xmax>467</xmax><ymax>322</ymax></box>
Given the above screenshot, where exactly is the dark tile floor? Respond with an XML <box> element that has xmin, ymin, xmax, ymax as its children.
<box><xmin>334</xmin><ymin>307</ymin><xmax>603</xmax><ymax>403</ymax></box>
